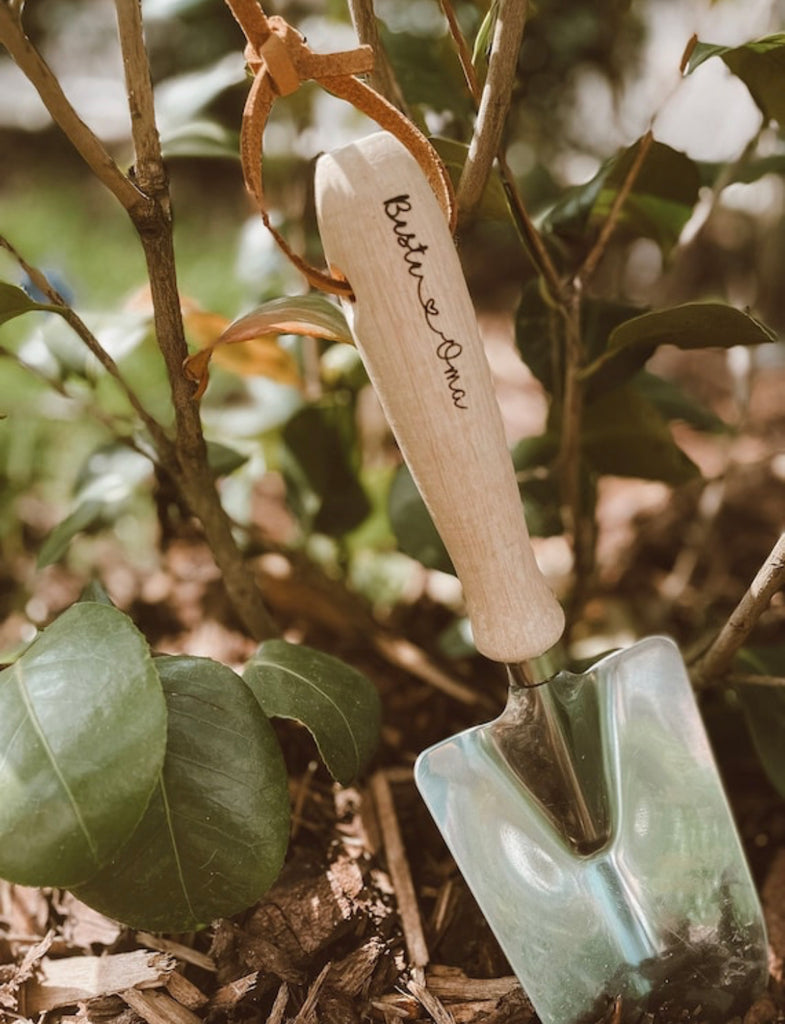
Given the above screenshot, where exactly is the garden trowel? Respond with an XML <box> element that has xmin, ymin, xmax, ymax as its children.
<box><xmin>314</xmin><ymin>132</ymin><xmax>767</xmax><ymax>1024</ymax></box>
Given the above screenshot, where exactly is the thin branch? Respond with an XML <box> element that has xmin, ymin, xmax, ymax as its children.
<box><xmin>496</xmin><ymin>151</ymin><xmax>563</xmax><ymax>302</ymax></box>
<box><xmin>439</xmin><ymin>0</ymin><xmax>563</xmax><ymax>300</ymax></box>
<box><xmin>347</xmin><ymin>0</ymin><xmax>410</xmax><ymax>115</ymax></box>
<box><xmin>439</xmin><ymin>0</ymin><xmax>481</xmax><ymax>101</ymax></box>
<box><xmin>0</xmin><ymin>235</ymin><xmax>171</xmax><ymax>451</ymax></box>
<box><xmin>113</xmin><ymin>0</ymin><xmax>167</xmax><ymax>196</ymax></box>
<box><xmin>0</xmin><ymin>4</ymin><xmax>148</xmax><ymax>215</ymax></box>
<box><xmin>577</xmin><ymin>129</ymin><xmax>653</xmax><ymax>284</ymax></box>
<box><xmin>455</xmin><ymin>0</ymin><xmax>528</xmax><ymax>220</ymax></box>
<box><xmin>692</xmin><ymin>533</ymin><xmax>785</xmax><ymax>690</ymax></box>
<box><xmin>725</xmin><ymin>673</ymin><xmax>785</xmax><ymax>689</ymax></box>
<box><xmin>112</xmin><ymin>0</ymin><xmax>278</xmax><ymax>643</ymax></box>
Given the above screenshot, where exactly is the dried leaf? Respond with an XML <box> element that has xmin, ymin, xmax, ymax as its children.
<box><xmin>183</xmin><ymin>296</ymin><xmax>351</xmax><ymax>397</ymax></box>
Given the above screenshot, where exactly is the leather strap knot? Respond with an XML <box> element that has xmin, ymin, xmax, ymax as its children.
<box><xmin>224</xmin><ymin>0</ymin><xmax>456</xmax><ymax>297</ymax></box>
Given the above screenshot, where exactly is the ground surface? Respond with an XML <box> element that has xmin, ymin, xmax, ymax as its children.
<box><xmin>1</xmin><ymin>347</ymin><xmax>785</xmax><ymax>1024</ymax></box>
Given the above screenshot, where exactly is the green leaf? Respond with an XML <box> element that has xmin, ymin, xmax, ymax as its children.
<box><xmin>471</xmin><ymin>1</ymin><xmax>497</xmax><ymax>84</ymax></box>
<box><xmin>0</xmin><ymin>282</ymin><xmax>57</xmax><ymax>326</ymax></box>
<box><xmin>244</xmin><ymin>639</ymin><xmax>381</xmax><ymax>787</ymax></box>
<box><xmin>511</xmin><ymin>436</ymin><xmax>565</xmax><ymax>537</ymax></box>
<box><xmin>514</xmin><ymin>279</ymin><xmax>560</xmax><ymax>393</ymax></box>
<box><xmin>634</xmin><ymin>371</ymin><xmax>729</xmax><ymax>434</ymax></box>
<box><xmin>78</xmin><ymin>580</ymin><xmax>115</xmax><ymax>606</ymax></box>
<box><xmin>515</xmin><ymin>282</ymin><xmax>645</xmax><ymax>397</ymax></box>
<box><xmin>37</xmin><ymin>446</ymin><xmax>154</xmax><ymax>567</ymax></box>
<box><xmin>582</xmin><ymin>384</ymin><xmax>700</xmax><ymax>484</ymax></box>
<box><xmin>582</xmin><ymin>303</ymin><xmax>777</xmax><ymax>392</ymax></box>
<box><xmin>687</xmin><ymin>34</ymin><xmax>785</xmax><ymax>126</ymax></box>
<box><xmin>206</xmin><ymin>440</ymin><xmax>248</xmax><ymax>477</ymax></box>
<box><xmin>281</xmin><ymin>402</ymin><xmax>371</xmax><ymax>537</ymax></box>
<box><xmin>734</xmin><ymin>647</ymin><xmax>785</xmax><ymax>798</ymax></box>
<box><xmin>155</xmin><ymin>53</ymin><xmax>246</xmax><ymax>137</ymax></box>
<box><xmin>74</xmin><ymin>656</ymin><xmax>289</xmax><ymax>931</ymax></box>
<box><xmin>0</xmin><ymin>603</ymin><xmax>166</xmax><ymax>887</ymax></box>
<box><xmin>37</xmin><ymin>499</ymin><xmax>106</xmax><ymax>568</ymax></box>
<box><xmin>161</xmin><ymin>121</ymin><xmax>241</xmax><ymax>161</ymax></box>
<box><xmin>388</xmin><ymin>463</ymin><xmax>454</xmax><ymax>574</ymax></box>
<box><xmin>591</xmin><ymin>140</ymin><xmax>700</xmax><ymax>253</ymax></box>
<box><xmin>544</xmin><ymin>140</ymin><xmax>700</xmax><ymax>254</ymax></box>
<box><xmin>697</xmin><ymin>153</ymin><xmax>785</xmax><ymax>189</ymax></box>
<box><xmin>380</xmin><ymin>28</ymin><xmax>473</xmax><ymax>118</ymax></box>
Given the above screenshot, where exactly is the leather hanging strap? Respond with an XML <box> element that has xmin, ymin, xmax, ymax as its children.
<box><xmin>224</xmin><ymin>0</ymin><xmax>456</xmax><ymax>296</ymax></box>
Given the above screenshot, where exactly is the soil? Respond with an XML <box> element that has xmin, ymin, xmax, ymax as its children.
<box><xmin>1</xmin><ymin>348</ymin><xmax>785</xmax><ymax>1024</ymax></box>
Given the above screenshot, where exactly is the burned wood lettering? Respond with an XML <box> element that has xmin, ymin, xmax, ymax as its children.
<box><xmin>382</xmin><ymin>195</ymin><xmax>468</xmax><ymax>410</ymax></box>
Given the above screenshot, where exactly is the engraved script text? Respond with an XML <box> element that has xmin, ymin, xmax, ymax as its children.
<box><xmin>382</xmin><ymin>194</ymin><xmax>467</xmax><ymax>409</ymax></box>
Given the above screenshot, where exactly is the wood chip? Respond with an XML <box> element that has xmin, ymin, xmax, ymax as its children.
<box><xmin>23</xmin><ymin>950</ymin><xmax>175</xmax><ymax>1015</ymax></box>
<box><xmin>0</xmin><ymin>929</ymin><xmax>53</xmax><ymax>1012</ymax></box>
<box><xmin>371</xmin><ymin>771</ymin><xmax>429</xmax><ymax>968</ymax></box>
<box><xmin>210</xmin><ymin>972</ymin><xmax>259</xmax><ymax>1012</ymax></box>
<box><xmin>407</xmin><ymin>980</ymin><xmax>455</xmax><ymax>1024</ymax></box>
<box><xmin>424</xmin><ymin>969</ymin><xmax>519</xmax><ymax>1002</ymax></box>
<box><xmin>326</xmin><ymin>938</ymin><xmax>385</xmax><ymax>997</ymax></box>
<box><xmin>265</xmin><ymin>980</ymin><xmax>290</xmax><ymax>1024</ymax></box>
<box><xmin>122</xmin><ymin>987</ymin><xmax>202</xmax><ymax>1024</ymax></box>
<box><xmin>371</xmin><ymin>635</ymin><xmax>484</xmax><ymax>707</ymax></box>
<box><xmin>135</xmin><ymin>933</ymin><xmax>216</xmax><ymax>973</ymax></box>
<box><xmin>762</xmin><ymin>847</ymin><xmax>785</xmax><ymax>983</ymax></box>
<box><xmin>450</xmin><ymin>1001</ymin><xmax>501</xmax><ymax>1023</ymax></box>
<box><xmin>293</xmin><ymin>961</ymin><xmax>332</xmax><ymax>1024</ymax></box>
<box><xmin>164</xmin><ymin>971</ymin><xmax>208</xmax><ymax>1010</ymax></box>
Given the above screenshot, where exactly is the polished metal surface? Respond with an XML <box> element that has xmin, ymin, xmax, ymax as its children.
<box><xmin>415</xmin><ymin>637</ymin><xmax>767</xmax><ymax>1024</ymax></box>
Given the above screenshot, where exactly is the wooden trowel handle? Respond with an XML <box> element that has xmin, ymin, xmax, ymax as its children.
<box><xmin>314</xmin><ymin>133</ymin><xmax>564</xmax><ymax>663</ymax></box>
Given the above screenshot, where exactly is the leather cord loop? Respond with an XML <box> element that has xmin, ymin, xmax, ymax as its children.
<box><xmin>224</xmin><ymin>0</ymin><xmax>456</xmax><ymax>297</ymax></box>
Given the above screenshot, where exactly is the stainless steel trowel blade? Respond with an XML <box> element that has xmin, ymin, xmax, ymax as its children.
<box><xmin>415</xmin><ymin>637</ymin><xmax>767</xmax><ymax>1024</ymax></box>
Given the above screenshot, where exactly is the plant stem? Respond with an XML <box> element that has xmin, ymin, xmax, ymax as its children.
<box><xmin>557</xmin><ymin>284</ymin><xmax>592</xmax><ymax>607</ymax></box>
<box><xmin>455</xmin><ymin>0</ymin><xmax>528</xmax><ymax>221</ymax></box>
<box><xmin>691</xmin><ymin>533</ymin><xmax>785</xmax><ymax>690</ymax></box>
<box><xmin>438</xmin><ymin>0</ymin><xmax>563</xmax><ymax>299</ymax></box>
<box><xmin>110</xmin><ymin>0</ymin><xmax>279</xmax><ymax>642</ymax></box>
<box><xmin>0</xmin><ymin>4</ymin><xmax>148</xmax><ymax>216</ymax></box>
<box><xmin>347</xmin><ymin>0</ymin><xmax>409</xmax><ymax>114</ymax></box>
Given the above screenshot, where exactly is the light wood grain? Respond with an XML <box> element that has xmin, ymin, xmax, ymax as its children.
<box><xmin>315</xmin><ymin>132</ymin><xmax>564</xmax><ymax>662</ymax></box>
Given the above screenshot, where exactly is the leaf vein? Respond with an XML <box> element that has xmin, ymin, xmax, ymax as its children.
<box><xmin>12</xmin><ymin>662</ymin><xmax>98</xmax><ymax>861</ymax></box>
<box><xmin>251</xmin><ymin>659</ymin><xmax>360</xmax><ymax>772</ymax></box>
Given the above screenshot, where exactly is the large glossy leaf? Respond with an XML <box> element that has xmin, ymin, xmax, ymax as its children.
<box><xmin>244</xmin><ymin>640</ymin><xmax>381</xmax><ymax>787</ymax></box>
<box><xmin>734</xmin><ymin>647</ymin><xmax>785</xmax><ymax>798</ymax></box>
<box><xmin>515</xmin><ymin>282</ymin><xmax>645</xmax><ymax>398</ymax></box>
<box><xmin>545</xmin><ymin>140</ymin><xmax>700</xmax><ymax>254</ymax></box>
<box><xmin>380</xmin><ymin>28</ymin><xmax>473</xmax><ymax>118</ymax></box>
<box><xmin>0</xmin><ymin>282</ymin><xmax>57</xmax><ymax>326</ymax></box>
<box><xmin>582</xmin><ymin>384</ymin><xmax>699</xmax><ymax>484</ymax></box>
<box><xmin>388</xmin><ymin>463</ymin><xmax>454</xmax><ymax>574</ymax></box>
<box><xmin>688</xmin><ymin>34</ymin><xmax>785</xmax><ymax>126</ymax></box>
<box><xmin>582</xmin><ymin>303</ymin><xmax>777</xmax><ymax>392</ymax></box>
<box><xmin>281</xmin><ymin>402</ymin><xmax>371</xmax><ymax>537</ymax></box>
<box><xmin>591</xmin><ymin>140</ymin><xmax>700</xmax><ymax>253</ymax></box>
<box><xmin>514</xmin><ymin>279</ymin><xmax>560</xmax><ymax>393</ymax></box>
<box><xmin>74</xmin><ymin>656</ymin><xmax>290</xmax><ymax>931</ymax></box>
<box><xmin>0</xmin><ymin>604</ymin><xmax>166</xmax><ymax>887</ymax></box>
<box><xmin>634</xmin><ymin>371</ymin><xmax>729</xmax><ymax>434</ymax></box>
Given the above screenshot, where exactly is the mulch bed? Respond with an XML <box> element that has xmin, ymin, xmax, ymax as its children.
<box><xmin>2</xmin><ymin>353</ymin><xmax>785</xmax><ymax>1024</ymax></box>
